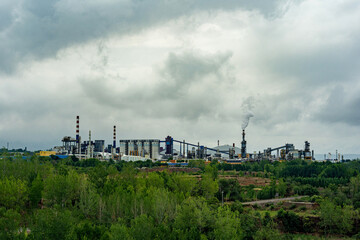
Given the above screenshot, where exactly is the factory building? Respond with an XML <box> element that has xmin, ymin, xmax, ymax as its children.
<box><xmin>94</xmin><ymin>140</ymin><xmax>105</xmax><ymax>152</ymax></box>
<box><xmin>52</xmin><ymin>116</ymin><xmax>316</xmax><ymax>162</ymax></box>
<box><xmin>39</xmin><ymin>151</ymin><xmax>57</xmax><ymax>157</ymax></box>
<box><xmin>61</xmin><ymin>136</ymin><xmax>77</xmax><ymax>154</ymax></box>
<box><xmin>262</xmin><ymin>141</ymin><xmax>314</xmax><ymax>161</ymax></box>
<box><xmin>120</xmin><ymin>139</ymin><xmax>160</xmax><ymax>160</ymax></box>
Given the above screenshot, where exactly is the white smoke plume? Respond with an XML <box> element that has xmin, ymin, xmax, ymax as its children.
<box><xmin>242</xmin><ymin>112</ymin><xmax>254</xmax><ymax>130</ymax></box>
<box><xmin>241</xmin><ymin>97</ymin><xmax>255</xmax><ymax>130</ymax></box>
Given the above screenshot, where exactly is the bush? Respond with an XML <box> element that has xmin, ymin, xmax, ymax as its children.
<box><xmin>231</xmin><ymin>200</ymin><xmax>244</xmax><ymax>214</ymax></box>
<box><xmin>277</xmin><ymin>209</ymin><xmax>303</xmax><ymax>233</ymax></box>
<box><xmin>289</xmin><ymin>204</ymin><xmax>297</xmax><ymax>210</ymax></box>
<box><xmin>299</xmin><ymin>206</ymin><xmax>307</xmax><ymax>212</ymax></box>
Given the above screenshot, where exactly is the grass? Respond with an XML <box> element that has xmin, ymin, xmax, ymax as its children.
<box><xmin>253</xmin><ymin>209</ymin><xmax>319</xmax><ymax>218</ymax></box>
<box><xmin>256</xmin><ymin>210</ymin><xmax>278</xmax><ymax>217</ymax></box>
<box><xmin>285</xmin><ymin>234</ymin><xmax>353</xmax><ymax>240</ymax></box>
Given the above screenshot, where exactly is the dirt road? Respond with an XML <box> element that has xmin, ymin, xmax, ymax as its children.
<box><xmin>242</xmin><ymin>196</ymin><xmax>306</xmax><ymax>205</ymax></box>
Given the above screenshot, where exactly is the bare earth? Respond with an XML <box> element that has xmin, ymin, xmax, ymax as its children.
<box><xmin>219</xmin><ymin>175</ymin><xmax>272</xmax><ymax>186</ymax></box>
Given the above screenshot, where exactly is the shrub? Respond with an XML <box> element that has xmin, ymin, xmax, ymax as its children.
<box><xmin>289</xmin><ymin>204</ymin><xmax>297</xmax><ymax>210</ymax></box>
<box><xmin>277</xmin><ymin>209</ymin><xmax>303</xmax><ymax>233</ymax></box>
<box><xmin>299</xmin><ymin>206</ymin><xmax>307</xmax><ymax>211</ymax></box>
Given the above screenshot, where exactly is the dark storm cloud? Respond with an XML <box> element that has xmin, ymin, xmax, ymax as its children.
<box><xmin>0</xmin><ymin>0</ymin><xmax>280</xmax><ymax>74</ymax></box>
<box><xmin>266</xmin><ymin>43</ymin><xmax>360</xmax><ymax>86</ymax></box>
<box><xmin>315</xmin><ymin>86</ymin><xmax>360</xmax><ymax>126</ymax></box>
<box><xmin>80</xmin><ymin>51</ymin><xmax>233</xmax><ymax>120</ymax></box>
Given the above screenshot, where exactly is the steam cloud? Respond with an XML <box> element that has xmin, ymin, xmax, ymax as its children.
<box><xmin>241</xmin><ymin>112</ymin><xmax>254</xmax><ymax>130</ymax></box>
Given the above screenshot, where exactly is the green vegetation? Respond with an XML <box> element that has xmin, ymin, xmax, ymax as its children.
<box><xmin>1</xmin><ymin>154</ymin><xmax>360</xmax><ymax>239</ymax></box>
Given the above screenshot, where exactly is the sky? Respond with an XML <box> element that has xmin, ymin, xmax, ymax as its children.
<box><xmin>0</xmin><ymin>0</ymin><xmax>360</xmax><ymax>154</ymax></box>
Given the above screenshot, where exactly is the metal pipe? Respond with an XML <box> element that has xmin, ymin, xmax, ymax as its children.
<box><xmin>183</xmin><ymin>140</ymin><xmax>185</xmax><ymax>158</ymax></box>
<box><xmin>173</xmin><ymin>140</ymin><xmax>229</xmax><ymax>154</ymax></box>
<box><xmin>88</xmin><ymin>130</ymin><xmax>92</xmax><ymax>159</ymax></box>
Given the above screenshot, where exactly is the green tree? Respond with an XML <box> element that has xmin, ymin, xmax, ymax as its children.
<box><xmin>150</xmin><ymin>188</ymin><xmax>176</xmax><ymax>224</ymax></box>
<box><xmin>277</xmin><ymin>208</ymin><xmax>302</xmax><ymax>233</ymax></box>
<box><xmin>30</xmin><ymin>208</ymin><xmax>74</xmax><ymax>240</ymax></box>
<box><xmin>277</xmin><ymin>179</ymin><xmax>287</xmax><ymax>197</ymax></box>
<box><xmin>212</xmin><ymin>206</ymin><xmax>241</xmax><ymax>240</ymax></box>
<box><xmin>130</xmin><ymin>214</ymin><xmax>154</xmax><ymax>240</ymax></box>
<box><xmin>254</xmin><ymin>225</ymin><xmax>281</xmax><ymax>240</ymax></box>
<box><xmin>239</xmin><ymin>213</ymin><xmax>259</xmax><ymax>239</ymax></box>
<box><xmin>110</xmin><ymin>221</ymin><xmax>132</xmax><ymax>240</ymax></box>
<box><xmin>188</xmin><ymin>160</ymin><xmax>205</xmax><ymax>170</ymax></box>
<box><xmin>89</xmin><ymin>165</ymin><xmax>108</xmax><ymax>194</ymax></box>
<box><xmin>204</xmin><ymin>165</ymin><xmax>218</xmax><ymax>180</ymax></box>
<box><xmin>319</xmin><ymin>199</ymin><xmax>352</xmax><ymax>234</ymax></box>
<box><xmin>230</xmin><ymin>200</ymin><xmax>244</xmax><ymax>214</ymax></box>
<box><xmin>78</xmin><ymin>183</ymin><xmax>99</xmax><ymax>219</ymax></box>
<box><xmin>0</xmin><ymin>177</ymin><xmax>28</xmax><ymax>210</ymax></box>
<box><xmin>174</xmin><ymin>197</ymin><xmax>213</xmax><ymax>239</ymax></box>
<box><xmin>43</xmin><ymin>173</ymin><xmax>69</xmax><ymax>207</ymax></box>
<box><xmin>0</xmin><ymin>208</ymin><xmax>23</xmax><ymax>239</ymax></box>
<box><xmin>350</xmin><ymin>175</ymin><xmax>360</xmax><ymax>199</ymax></box>
<box><xmin>72</xmin><ymin>221</ymin><xmax>109</xmax><ymax>240</ymax></box>
<box><xmin>199</xmin><ymin>174</ymin><xmax>218</xmax><ymax>199</ymax></box>
<box><xmin>29</xmin><ymin>174</ymin><xmax>43</xmax><ymax>208</ymax></box>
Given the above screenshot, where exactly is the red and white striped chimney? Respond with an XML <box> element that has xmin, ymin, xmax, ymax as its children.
<box><xmin>113</xmin><ymin>125</ymin><xmax>116</xmax><ymax>149</ymax></box>
<box><xmin>76</xmin><ymin>116</ymin><xmax>80</xmax><ymax>142</ymax></box>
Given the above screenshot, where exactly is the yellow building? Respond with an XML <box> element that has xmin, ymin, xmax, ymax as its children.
<box><xmin>39</xmin><ymin>151</ymin><xmax>57</xmax><ymax>157</ymax></box>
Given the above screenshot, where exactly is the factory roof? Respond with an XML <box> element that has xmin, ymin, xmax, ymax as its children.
<box><xmin>211</xmin><ymin>145</ymin><xmax>242</xmax><ymax>154</ymax></box>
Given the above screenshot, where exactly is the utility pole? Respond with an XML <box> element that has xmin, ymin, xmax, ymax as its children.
<box><xmin>222</xmin><ymin>190</ymin><xmax>224</xmax><ymax>206</ymax></box>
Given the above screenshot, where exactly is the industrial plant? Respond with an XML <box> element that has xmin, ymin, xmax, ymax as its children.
<box><xmin>42</xmin><ymin>116</ymin><xmax>316</xmax><ymax>163</ymax></box>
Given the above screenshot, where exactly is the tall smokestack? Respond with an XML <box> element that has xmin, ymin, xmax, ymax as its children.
<box><xmin>241</xmin><ymin>129</ymin><xmax>246</xmax><ymax>158</ymax></box>
<box><xmin>113</xmin><ymin>125</ymin><xmax>116</xmax><ymax>149</ymax></box>
<box><xmin>76</xmin><ymin>116</ymin><xmax>80</xmax><ymax>154</ymax></box>
<box><xmin>198</xmin><ymin>142</ymin><xmax>200</xmax><ymax>159</ymax></box>
<box><xmin>76</xmin><ymin>116</ymin><xmax>79</xmax><ymax>142</ymax></box>
<box><xmin>88</xmin><ymin>130</ymin><xmax>92</xmax><ymax>159</ymax></box>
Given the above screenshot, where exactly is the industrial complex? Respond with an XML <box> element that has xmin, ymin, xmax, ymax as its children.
<box><xmin>43</xmin><ymin>116</ymin><xmax>316</xmax><ymax>163</ymax></box>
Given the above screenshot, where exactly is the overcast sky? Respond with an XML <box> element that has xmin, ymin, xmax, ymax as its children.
<box><xmin>1</xmin><ymin>0</ymin><xmax>360</xmax><ymax>154</ymax></box>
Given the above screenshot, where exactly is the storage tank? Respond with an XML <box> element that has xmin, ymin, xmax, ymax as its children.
<box><xmin>128</xmin><ymin>140</ymin><xmax>135</xmax><ymax>153</ymax></box>
<box><xmin>120</xmin><ymin>141</ymin><xmax>127</xmax><ymax>155</ymax></box>
<box><xmin>144</xmin><ymin>141</ymin><xmax>151</xmax><ymax>157</ymax></box>
<box><xmin>151</xmin><ymin>140</ymin><xmax>160</xmax><ymax>159</ymax></box>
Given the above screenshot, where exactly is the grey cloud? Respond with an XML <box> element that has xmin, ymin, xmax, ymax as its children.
<box><xmin>0</xmin><ymin>0</ymin><xmax>280</xmax><ymax>74</ymax></box>
<box><xmin>158</xmin><ymin>51</ymin><xmax>232</xmax><ymax>98</ymax></box>
<box><xmin>250</xmin><ymin>93</ymin><xmax>304</xmax><ymax>127</ymax></box>
<box><xmin>267</xmin><ymin>45</ymin><xmax>360</xmax><ymax>86</ymax></box>
<box><xmin>4</xmin><ymin>0</ymin><xmax>360</xmax><ymax>153</ymax></box>
<box><xmin>232</xmin><ymin>0</ymin><xmax>360</xmax><ymax>129</ymax></box>
<box><xmin>245</xmin><ymin>1</ymin><xmax>360</xmax><ymax>89</ymax></box>
<box><xmin>80</xmin><ymin>51</ymin><xmax>233</xmax><ymax>120</ymax></box>
<box><xmin>315</xmin><ymin>86</ymin><xmax>360</xmax><ymax>126</ymax></box>
<box><xmin>0</xmin><ymin>1</ymin><xmax>19</xmax><ymax>31</ymax></box>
